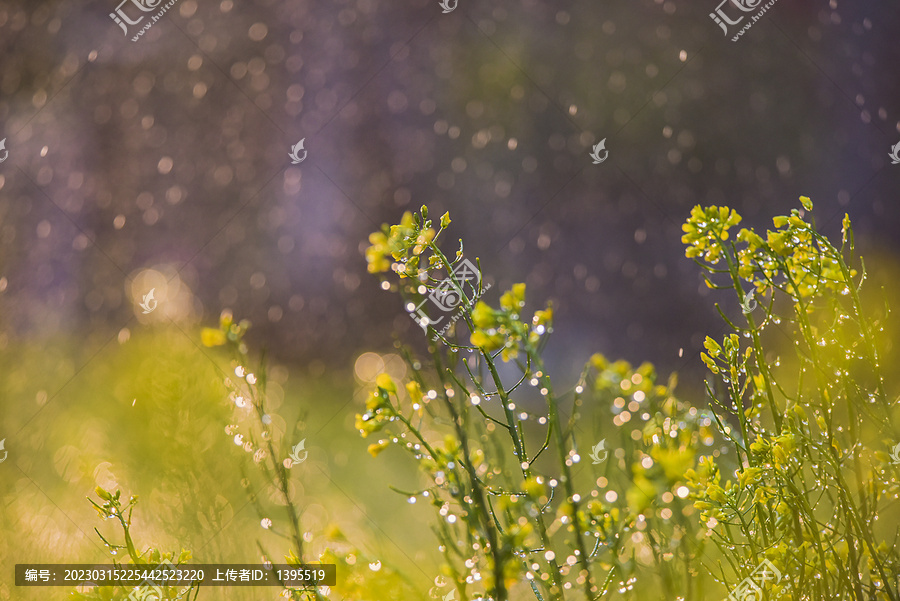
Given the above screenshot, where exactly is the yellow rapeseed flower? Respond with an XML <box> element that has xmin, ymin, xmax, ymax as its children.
<box><xmin>367</xmin><ymin>440</ymin><xmax>390</xmax><ymax>458</ymax></box>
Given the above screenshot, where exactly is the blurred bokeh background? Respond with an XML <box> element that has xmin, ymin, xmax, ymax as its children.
<box><xmin>0</xmin><ymin>0</ymin><xmax>898</xmax><ymax>599</ymax></box>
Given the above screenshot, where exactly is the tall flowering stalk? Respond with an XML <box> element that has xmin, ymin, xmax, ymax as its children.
<box><xmin>682</xmin><ymin>198</ymin><xmax>900</xmax><ymax>600</ymax></box>
<box><xmin>72</xmin><ymin>489</ymin><xmax>199</xmax><ymax>601</ymax></box>
<box><xmin>201</xmin><ymin>315</ymin><xmax>419</xmax><ymax>600</ymax></box>
<box><xmin>362</xmin><ymin>207</ymin><xmax>710</xmax><ymax>600</ymax></box>
<box><xmin>202</xmin><ymin>313</ymin><xmax>328</xmax><ymax>601</ymax></box>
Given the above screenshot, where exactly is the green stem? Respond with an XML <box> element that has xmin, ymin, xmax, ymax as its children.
<box><xmin>722</xmin><ymin>248</ymin><xmax>781</xmax><ymax>437</ymax></box>
<box><xmin>234</xmin><ymin>347</ymin><xmax>325</xmax><ymax>601</ymax></box>
<box><xmin>531</xmin><ymin>353</ymin><xmax>595</xmax><ymax>601</ymax></box>
<box><xmin>433</xmin><ymin>348</ymin><xmax>510</xmax><ymax>601</ymax></box>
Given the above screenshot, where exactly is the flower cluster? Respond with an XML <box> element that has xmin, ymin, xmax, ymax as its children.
<box><xmin>700</xmin><ymin>333</ymin><xmax>753</xmax><ymax>380</ymax></box>
<box><xmin>686</xmin><ymin>454</ymin><xmax>780</xmax><ymax>526</ymax></box>
<box><xmin>587</xmin><ymin>353</ymin><xmax>710</xmax><ymax>520</ymax></box>
<box><xmin>354</xmin><ymin>374</ymin><xmax>402</xmax><ymax>439</ymax></box>
<box><xmin>681</xmin><ymin>205</ymin><xmax>742</xmax><ymax>264</ymax></box>
<box><xmin>683</xmin><ymin>197</ymin><xmax>857</xmax><ymax>299</ymax></box>
<box><xmin>737</xmin><ymin>198</ymin><xmax>856</xmax><ymax>297</ymax></box>
<box><xmin>366</xmin><ymin>207</ymin><xmax>440</xmax><ymax>278</ymax></box>
<box><xmin>469</xmin><ymin>283</ymin><xmax>553</xmax><ymax>361</ymax></box>
<box><xmin>200</xmin><ymin>309</ymin><xmax>250</xmax><ymax>350</ymax></box>
<box><xmin>365</xmin><ymin>207</ymin><xmax>447</xmax><ymax>279</ymax></box>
